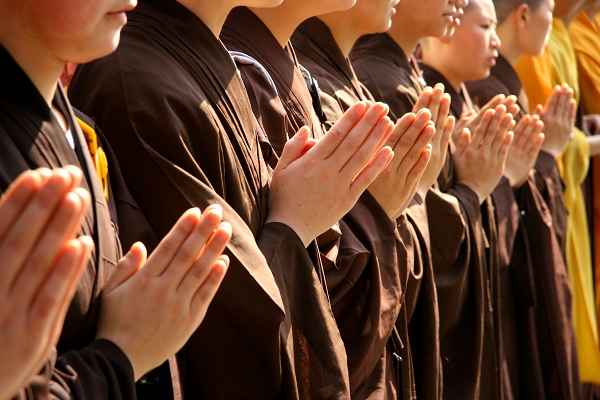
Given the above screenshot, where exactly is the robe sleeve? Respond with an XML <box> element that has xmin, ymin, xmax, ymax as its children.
<box><xmin>13</xmin><ymin>340</ymin><xmax>135</xmax><ymax>400</ymax></box>
<box><xmin>233</xmin><ymin>56</ymin><xmax>408</xmax><ymax>394</ymax></box>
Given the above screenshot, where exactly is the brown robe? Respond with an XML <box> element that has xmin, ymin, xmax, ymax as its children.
<box><xmin>0</xmin><ymin>44</ymin><xmax>137</xmax><ymax>399</ymax></box>
<box><xmin>292</xmin><ymin>18</ymin><xmax>442</xmax><ymax>400</ymax></box>
<box><xmin>69</xmin><ymin>0</ymin><xmax>350</xmax><ymax>399</ymax></box>
<box><xmin>221</xmin><ymin>9</ymin><xmax>408</xmax><ymax>398</ymax></box>
<box><xmin>465</xmin><ymin>54</ymin><xmax>568</xmax><ymax>254</ymax></box>
<box><xmin>353</xmin><ymin>34</ymin><xmax>503</xmax><ymax>400</ymax></box>
<box><xmin>465</xmin><ymin>55</ymin><xmax>580</xmax><ymax>400</ymax></box>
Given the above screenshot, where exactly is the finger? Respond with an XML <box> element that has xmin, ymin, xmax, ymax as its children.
<box><xmin>489</xmin><ymin>113</ymin><xmax>515</xmax><ymax>156</ymax></box>
<box><xmin>402</xmin><ymin>145</ymin><xmax>432</xmax><ymax>188</ymax></box>
<box><xmin>142</xmin><ymin>208</ymin><xmax>203</xmax><ymax>276</ymax></box>
<box><xmin>385</xmin><ymin>113</ymin><xmax>417</xmax><ymax>148</ymax></box>
<box><xmin>103</xmin><ymin>242</ymin><xmax>146</xmax><ymax>293</ymax></box>
<box><xmin>391</xmin><ymin>109</ymin><xmax>432</xmax><ymax>157</ymax></box>
<box><xmin>533</xmin><ymin>104</ymin><xmax>544</xmax><ymax>119</ymax></box>
<box><xmin>46</xmin><ymin>236</ymin><xmax>94</xmax><ymax>351</ymax></box>
<box><xmin>310</xmin><ymin>101</ymin><xmax>370</xmax><ymax>159</ymax></box>
<box><xmin>412</xmin><ymin>87</ymin><xmax>433</xmax><ymax>113</ymax></box>
<box><xmin>339</xmin><ymin>106</ymin><xmax>394</xmax><ymax>177</ymax></box>
<box><xmin>350</xmin><ymin>146</ymin><xmax>394</xmax><ymax>195</ymax></box>
<box><xmin>454</xmin><ymin>128</ymin><xmax>471</xmax><ymax>158</ymax></box>
<box><xmin>498</xmin><ymin>132</ymin><xmax>514</xmax><ymax>164</ymax></box>
<box><xmin>11</xmin><ymin>189</ymin><xmax>88</xmax><ymax>304</ymax></box>
<box><xmin>178</xmin><ymin>222</ymin><xmax>232</xmax><ymax>297</ymax></box>
<box><xmin>481</xmin><ymin>106</ymin><xmax>508</xmax><ymax>152</ymax></box>
<box><xmin>546</xmin><ymin>86</ymin><xmax>561</xmax><ymax>116</ymax></box>
<box><xmin>567</xmin><ymin>98</ymin><xmax>577</xmax><ymax>127</ymax></box>
<box><xmin>427</xmin><ymin>84</ymin><xmax>445</xmax><ymax>126</ymax></box>
<box><xmin>189</xmin><ymin>256</ymin><xmax>229</xmax><ymax>321</ymax></box>
<box><xmin>528</xmin><ymin>133</ymin><xmax>545</xmax><ymax>160</ymax></box>
<box><xmin>481</xmin><ymin>94</ymin><xmax>505</xmax><ymax>114</ymax></box>
<box><xmin>435</xmin><ymin>94</ymin><xmax>451</xmax><ymax>134</ymax></box>
<box><xmin>0</xmin><ymin>171</ymin><xmax>42</xmax><ymax>242</ymax></box>
<box><xmin>396</xmin><ymin>123</ymin><xmax>435</xmax><ymax>175</ymax></box>
<box><xmin>162</xmin><ymin>206</ymin><xmax>226</xmax><ymax>284</ymax></box>
<box><xmin>472</xmin><ymin>109</ymin><xmax>495</xmax><ymax>147</ymax></box>
<box><xmin>277</xmin><ymin>127</ymin><xmax>311</xmax><ymax>170</ymax></box>
<box><xmin>0</xmin><ymin>170</ymin><xmax>75</xmax><ymax>293</ymax></box>
<box><xmin>441</xmin><ymin>115</ymin><xmax>455</xmax><ymax>150</ymax></box>
<box><xmin>29</xmin><ymin>236</ymin><xmax>90</xmax><ymax>335</ymax></box>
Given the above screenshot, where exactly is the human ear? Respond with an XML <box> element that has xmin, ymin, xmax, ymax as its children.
<box><xmin>514</xmin><ymin>4</ymin><xmax>530</xmax><ymax>29</ymax></box>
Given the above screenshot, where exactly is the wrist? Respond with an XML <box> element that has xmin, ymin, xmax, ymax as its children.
<box><xmin>264</xmin><ymin>216</ymin><xmax>312</xmax><ymax>247</ymax></box>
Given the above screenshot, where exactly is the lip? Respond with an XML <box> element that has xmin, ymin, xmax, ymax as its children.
<box><xmin>488</xmin><ymin>56</ymin><xmax>497</xmax><ymax>66</ymax></box>
<box><xmin>442</xmin><ymin>14</ymin><xmax>455</xmax><ymax>23</ymax></box>
<box><xmin>108</xmin><ymin>0</ymin><xmax>136</xmax><ymax>15</ymax></box>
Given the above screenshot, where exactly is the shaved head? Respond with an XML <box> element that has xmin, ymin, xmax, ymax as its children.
<box><xmin>493</xmin><ymin>0</ymin><xmax>544</xmax><ymax>22</ymax></box>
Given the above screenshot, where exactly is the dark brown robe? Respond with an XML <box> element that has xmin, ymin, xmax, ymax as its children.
<box><xmin>465</xmin><ymin>54</ymin><xmax>568</xmax><ymax>254</ymax></box>
<box><xmin>0</xmin><ymin>44</ymin><xmax>137</xmax><ymax>399</ymax></box>
<box><xmin>69</xmin><ymin>1</ymin><xmax>350</xmax><ymax>399</ymax></box>
<box><xmin>221</xmin><ymin>9</ymin><xmax>409</xmax><ymax>398</ymax></box>
<box><xmin>465</xmin><ymin>55</ymin><xmax>580</xmax><ymax>400</ymax></box>
<box><xmin>353</xmin><ymin>34</ymin><xmax>503</xmax><ymax>400</ymax></box>
<box><xmin>292</xmin><ymin>18</ymin><xmax>442</xmax><ymax>400</ymax></box>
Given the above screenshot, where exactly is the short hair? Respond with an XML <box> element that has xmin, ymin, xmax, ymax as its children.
<box><xmin>493</xmin><ymin>0</ymin><xmax>544</xmax><ymax>24</ymax></box>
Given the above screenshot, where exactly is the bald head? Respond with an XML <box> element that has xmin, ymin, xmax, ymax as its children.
<box><xmin>493</xmin><ymin>0</ymin><xmax>544</xmax><ymax>23</ymax></box>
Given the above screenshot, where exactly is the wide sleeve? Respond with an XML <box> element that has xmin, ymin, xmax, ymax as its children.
<box><xmin>14</xmin><ymin>340</ymin><xmax>135</xmax><ymax>400</ymax></box>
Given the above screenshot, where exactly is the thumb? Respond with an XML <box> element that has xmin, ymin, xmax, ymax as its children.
<box><xmin>277</xmin><ymin>126</ymin><xmax>311</xmax><ymax>169</ymax></box>
<box><xmin>104</xmin><ymin>242</ymin><xmax>146</xmax><ymax>293</ymax></box>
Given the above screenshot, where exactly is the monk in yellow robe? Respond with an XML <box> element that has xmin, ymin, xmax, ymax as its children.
<box><xmin>569</xmin><ymin>3</ymin><xmax>600</xmax><ymax>343</ymax></box>
<box><xmin>516</xmin><ymin>0</ymin><xmax>600</xmax><ymax>393</ymax></box>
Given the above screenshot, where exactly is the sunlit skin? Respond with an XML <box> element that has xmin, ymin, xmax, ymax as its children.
<box><xmin>421</xmin><ymin>0</ymin><xmax>501</xmax><ymax>92</ymax></box>
<box><xmin>386</xmin><ymin>0</ymin><xmax>467</xmax><ymax>60</ymax></box>
<box><xmin>318</xmin><ymin>0</ymin><xmax>400</xmax><ymax>56</ymax></box>
<box><xmin>251</xmin><ymin>0</ymin><xmax>356</xmax><ymax>47</ymax></box>
<box><xmin>495</xmin><ymin>0</ymin><xmax>555</xmax><ymax>65</ymax></box>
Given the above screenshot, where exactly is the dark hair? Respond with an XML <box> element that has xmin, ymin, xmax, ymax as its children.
<box><xmin>493</xmin><ymin>0</ymin><xmax>545</xmax><ymax>24</ymax></box>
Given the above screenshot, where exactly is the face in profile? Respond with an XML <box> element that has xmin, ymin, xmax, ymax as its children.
<box><xmin>444</xmin><ymin>0</ymin><xmax>500</xmax><ymax>82</ymax></box>
<box><xmin>351</xmin><ymin>0</ymin><xmax>400</xmax><ymax>34</ymax></box>
<box><xmin>519</xmin><ymin>0</ymin><xmax>554</xmax><ymax>56</ymax></box>
<box><xmin>2</xmin><ymin>0</ymin><xmax>137</xmax><ymax>64</ymax></box>
<box><xmin>393</xmin><ymin>0</ymin><xmax>464</xmax><ymax>38</ymax></box>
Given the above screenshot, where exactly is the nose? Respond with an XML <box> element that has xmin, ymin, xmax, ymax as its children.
<box><xmin>491</xmin><ymin>29</ymin><xmax>501</xmax><ymax>49</ymax></box>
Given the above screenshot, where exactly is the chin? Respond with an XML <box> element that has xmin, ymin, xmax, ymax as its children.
<box><xmin>72</xmin><ymin>37</ymin><xmax>121</xmax><ymax>64</ymax></box>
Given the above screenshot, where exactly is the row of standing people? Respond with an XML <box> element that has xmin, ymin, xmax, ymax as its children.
<box><xmin>2</xmin><ymin>0</ymin><xmax>600</xmax><ymax>398</ymax></box>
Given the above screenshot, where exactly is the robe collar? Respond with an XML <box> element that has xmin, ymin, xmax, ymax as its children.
<box><xmin>221</xmin><ymin>7</ymin><xmax>320</xmax><ymax>135</ymax></box>
<box><xmin>420</xmin><ymin>63</ymin><xmax>474</xmax><ymax>118</ymax></box>
<box><xmin>293</xmin><ymin>17</ymin><xmax>366</xmax><ymax>101</ymax></box>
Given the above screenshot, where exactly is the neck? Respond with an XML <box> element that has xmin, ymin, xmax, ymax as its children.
<box><xmin>386</xmin><ymin>24</ymin><xmax>420</xmax><ymax>61</ymax></box>
<box><xmin>317</xmin><ymin>15</ymin><xmax>361</xmax><ymax>58</ymax></box>
<box><xmin>554</xmin><ymin>0</ymin><xmax>586</xmax><ymax>26</ymax></box>
<box><xmin>251</xmin><ymin>6</ymin><xmax>315</xmax><ymax>48</ymax></box>
<box><xmin>0</xmin><ymin>34</ymin><xmax>62</xmax><ymax>106</ymax></box>
<box><xmin>496</xmin><ymin>23</ymin><xmax>521</xmax><ymax>66</ymax></box>
<box><xmin>177</xmin><ymin>0</ymin><xmax>236</xmax><ymax>36</ymax></box>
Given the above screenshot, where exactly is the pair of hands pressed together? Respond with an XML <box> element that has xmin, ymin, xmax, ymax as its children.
<box><xmin>1</xmin><ymin>166</ymin><xmax>233</xmax><ymax>399</ymax></box>
<box><xmin>267</xmin><ymin>99</ymin><xmax>437</xmax><ymax>244</ymax></box>
<box><xmin>0</xmin><ymin>167</ymin><xmax>92</xmax><ymax>400</ymax></box>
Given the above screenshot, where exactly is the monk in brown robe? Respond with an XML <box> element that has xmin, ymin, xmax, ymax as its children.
<box><xmin>219</xmin><ymin>1</ymin><xmax>446</xmax><ymax>397</ymax></box>
<box><xmin>70</xmin><ymin>0</ymin><xmax>402</xmax><ymax>398</ymax></box>
<box><xmin>0</xmin><ymin>0</ymin><xmax>235</xmax><ymax>398</ymax></box>
<box><xmin>290</xmin><ymin>2</ymin><xmax>458</xmax><ymax>397</ymax></box>
<box><xmin>422</xmin><ymin>0</ymin><xmax>572</xmax><ymax>398</ymax></box>
<box><xmin>462</xmin><ymin>0</ymin><xmax>583</xmax><ymax>397</ymax></box>
<box><xmin>350</xmin><ymin>0</ymin><xmax>526</xmax><ymax>398</ymax></box>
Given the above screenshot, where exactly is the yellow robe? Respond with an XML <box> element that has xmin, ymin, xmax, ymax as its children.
<box><xmin>569</xmin><ymin>12</ymin><xmax>600</xmax><ymax>340</ymax></box>
<box><xmin>516</xmin><ymin>17</ymin><xmax>600</xmax><ymax>386</ymax></box>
